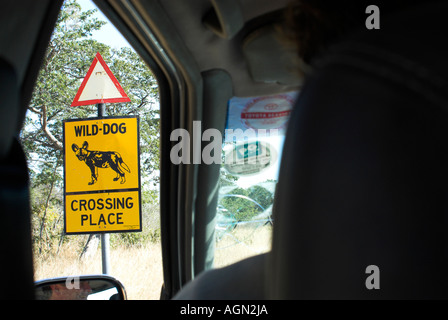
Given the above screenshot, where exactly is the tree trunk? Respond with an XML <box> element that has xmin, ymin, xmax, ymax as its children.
<box><xmin>79</xmin><ymin>234</ymin><xmax>100</xmax><ymax>260</ymax></box>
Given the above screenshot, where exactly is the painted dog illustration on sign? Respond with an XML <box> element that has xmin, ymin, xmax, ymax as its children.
<box><xmin>72</xmin><ymin>141</ymin><xmax>130</xmax><ymax>185</ymax></box>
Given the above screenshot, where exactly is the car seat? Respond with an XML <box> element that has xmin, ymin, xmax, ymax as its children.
<box><xmin>268</xmin><ymin>1</ymin><xmax>448</xmax><ymax>299</ymax></box>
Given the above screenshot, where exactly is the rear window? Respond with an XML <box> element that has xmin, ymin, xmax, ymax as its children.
<box><xmin>214</xmin><ymin>91</ymin><xmax>298</xmax><ymax>267</ymax></box>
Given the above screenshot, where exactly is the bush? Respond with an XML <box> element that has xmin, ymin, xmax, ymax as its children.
<box><xmin>219</xmin><ymin>185</ymin><xmax>273</xmax><ymax>222</ymax></box>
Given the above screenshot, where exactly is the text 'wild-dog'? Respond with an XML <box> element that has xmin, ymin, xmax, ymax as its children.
<box><xmin>72</xmin><ymin>141</ymin><xmax>130</xmax><ymax>185</ymax></box>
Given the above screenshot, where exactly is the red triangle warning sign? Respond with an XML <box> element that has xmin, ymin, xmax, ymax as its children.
<box><xmin>71</xmin><ymin>52</ymin><xmax>131</xmax><ymax>107</ymax></box>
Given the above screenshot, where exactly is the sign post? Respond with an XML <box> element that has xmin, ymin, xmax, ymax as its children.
<box><xmin>98</xmin><ymin>102</ymin><xmax>110</xmax><ymax>275</ymax></box>
<box><xmin>65</xmin><ymin>52</ymin><xmax>138</xmax><ymax>275</ymax></box>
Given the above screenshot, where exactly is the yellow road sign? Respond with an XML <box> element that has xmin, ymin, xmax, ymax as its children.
<box><xmin>65</xmin><ymin>191</ymin><xmax>140</xmax><ymax>233</ymax></box>
<box><xmin>63</xmin><ymin>116</ymin><xmax>141</xmax><ymax>234</ymax></box>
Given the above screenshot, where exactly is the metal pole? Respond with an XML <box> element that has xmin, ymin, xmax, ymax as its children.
<box><xmin>97</xmin><ymin>103</ymin><xmax>106</xmax><ymax>118</ymax></box>
<box><xmin>97</xmin><ymin>102</ymin><xmax>110</xmax><ymax>275</ymax></box>
<box><xmin>101</xmin><ymin>233</ymin><xmax>111</xmax><ymax>274</ymax></box>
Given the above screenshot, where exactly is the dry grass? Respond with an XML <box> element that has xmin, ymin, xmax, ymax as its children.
<box><xmin>214</xmin><ymin>224</ymin><xmax>272</xmax><ymax>268</ymax></box>
<box><xmin>109</xmin><ymin>244</ymin><xmax>163</xmax><ymax>299</ymax></box>
<box><xmin>34</xmin><ymin>242</ymin><xmax>163</xmax><ymax>300</ymax></box>
<box><xmin>34</xmin><ymin>225</ymin><xmax>272</xmax><ymax>299</ymax></box>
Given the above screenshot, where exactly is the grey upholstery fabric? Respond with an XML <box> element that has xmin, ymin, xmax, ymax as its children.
<box><xmin>269</xmin><ymin>1</ymin><xmax>448</xmax><ymax>299</ymax></box>
<box><xmin>174</xmin><ymin>253</ymin><xmax>267</xmax><ymax>300</ymax></box>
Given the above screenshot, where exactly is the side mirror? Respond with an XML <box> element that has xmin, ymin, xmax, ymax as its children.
<box><xmin>35</xmin><ymin>275</ymin><xmax>126</xmax><ymax>300</ymax></box>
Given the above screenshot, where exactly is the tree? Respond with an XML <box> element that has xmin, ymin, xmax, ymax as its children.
<box><xmin>219</xmin><ymin>184</ymin><xmax>274</xmax><ymax>221</ymax></box>
<box><xmin>21</xmin><ymin>0</ymin><xmax>160</xmax><ymax>254</ymax></box>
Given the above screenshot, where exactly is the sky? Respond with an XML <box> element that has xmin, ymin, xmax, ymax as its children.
<box><xmin>77</xmin><ymin>0</ymin><xmax>131</xmax><ymax>49</ymax></box>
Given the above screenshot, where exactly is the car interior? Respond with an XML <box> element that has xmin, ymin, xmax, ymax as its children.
<box><xmin>1</xmin><ymin>0</ymin><xmax>447</xmax><ymax>300</ymax></box>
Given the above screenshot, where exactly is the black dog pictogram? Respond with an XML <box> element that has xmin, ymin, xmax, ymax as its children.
<box><xmin>72</xmin><ymin>141</ymin><xmax>130</xmax><ymax>185</ymax></box>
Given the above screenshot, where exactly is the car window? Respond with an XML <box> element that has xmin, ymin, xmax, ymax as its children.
<box><xmin>213</xmin><ymin>92</ymin><xmax>298</xmax><ymax>268</ymax></box>
<box><xmin>26</xmin><ymin>0</ymin><xmax>163</xmax><ymax>300</ymax></box>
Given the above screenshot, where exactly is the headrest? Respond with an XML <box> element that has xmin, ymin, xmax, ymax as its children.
<box><xmin>268</xmin><ymin>1</ymin><xmax>448</xmax><ymax>299</ymax></box>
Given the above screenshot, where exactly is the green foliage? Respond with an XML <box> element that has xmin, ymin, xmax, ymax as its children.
<box><xmin>110</xmin><ymin>194</ymin><xmax>160</xmax><ymax>248</ymax></box>
<box><xmin>247</xmin><ymin>185</ymin><xmax>274</xmax><ymax>209</ymax></box>
<box><xmin>219</xmin><ymin>185</ymin><xmax>274</xmax><ymax>221</ymax></box>
<box><xmin>31</xmin><ymin>184</ymin><xmax>65</xmax><ymax>256</ymax></box>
